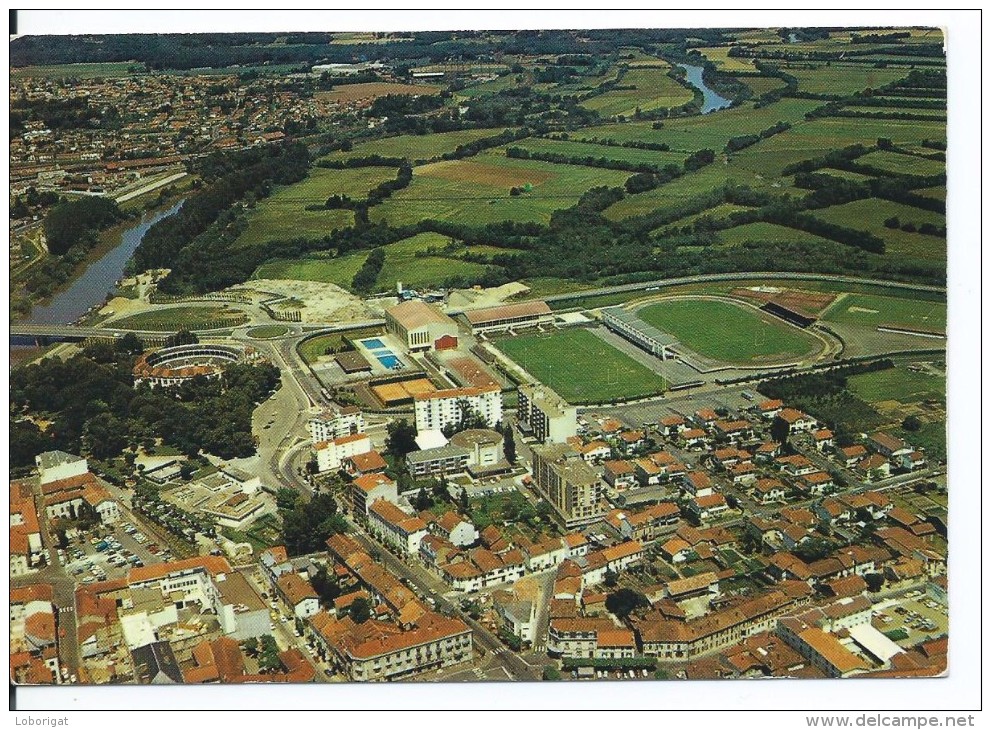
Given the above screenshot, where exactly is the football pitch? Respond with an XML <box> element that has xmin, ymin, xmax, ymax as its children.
<box><xmin>493</xmin><ymin>328</ymin><xmax>667</xmax><ymax>404</ymax></box>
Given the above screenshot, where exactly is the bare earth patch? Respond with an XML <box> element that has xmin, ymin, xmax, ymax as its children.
<box><xmin>231</xmin><ymin>279</ymin><xmax>376</xmax><ymax>324</ymax></box>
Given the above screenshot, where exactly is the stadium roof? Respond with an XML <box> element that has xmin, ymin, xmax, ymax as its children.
<box><xmin>601</xmin><ymin>306</ymin><xmax>679</xmax><ymax>346</ymax></box>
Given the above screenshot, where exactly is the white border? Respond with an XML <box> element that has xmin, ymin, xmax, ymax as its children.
<box><xmin>7</xmin><ymin>6</ymin><xmax>982</xmax><ymax>717</ymax></box>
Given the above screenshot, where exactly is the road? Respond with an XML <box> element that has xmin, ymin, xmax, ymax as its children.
<box><xmin>114</xmin><ymin>171</ymin><xmax>188</xmax><ymax>204</ymax></box>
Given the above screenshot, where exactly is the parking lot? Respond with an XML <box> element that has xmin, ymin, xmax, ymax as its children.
<box><xmin>873</xmin><ymin>591</ymin><xmax>948</xmax><ymax>649</ymax></box>
<box><xmin>59</xmin><ymin>521</ymin><xmax>168</xmax><ymax>584</ymax></box>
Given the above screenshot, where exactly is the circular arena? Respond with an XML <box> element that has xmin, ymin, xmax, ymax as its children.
<box><xmin>133</xmin><ymin>343</ymin><xmax>255</xmax><ymax>387</ymax></box>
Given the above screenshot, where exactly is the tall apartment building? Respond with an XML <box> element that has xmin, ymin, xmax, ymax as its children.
<box><xmin>530</xmin><ymin>443</ymin><xmax>605</xmax><ymax>529</ymax></box>
<box><xmin>413</xmin><ymin>385</ymin><xmax>502</xmax><ymax>434</ymax></box>
<box><xmin>314</xmin><ymin>433</ymin><xmax>372</xmax><ymax>473</ymax></box>
<box><xmin>516</xmin><ymin>383</ymin><xmax>577</xmax><ymax>444</ymax></box>
<box><xmin>307</xmin><ymin>406</ymin><xmax>365</xmax><ymax>443</ymax></box>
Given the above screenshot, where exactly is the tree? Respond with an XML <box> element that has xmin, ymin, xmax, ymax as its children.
<box><xmin>542</xmin><ymin>666</ymin><xmax>562</xmax><ymax>681</ymax></box>
<box><xmin>793</xmin><ymin>537</ymin><xmax>834</xmax><ymax>564</ymax></box>
<box><xmin>310</xmin><ymin>564</ymin><xmax>341</xmax><ymax>607</ymax></box>
<box><xmin>503</xmin><ymin>422</ymin><xmax>517</xmax><ymax>464</ymax></box>
<box><xmin>863</xmin><ymin>573</ymin><xmax>885</xmax><ymax>592</ymax></box>
<box><xmin>605</xmin><ymin>588</ymin><xmax>650</xmax><ymax>620</ymax></box>
<box><xmin>603</xmin><ymin>568</ymin><xmax>619</xmax><ymax>588</ymax></box>
<box><xmin>770</xmin><ymin>416</ymin><xmax>791</xmax><ymax>444</ymax></box>
<box><xmin>164</xmin><ymin>329</ymin><xmax>199</xmax><ymax>347</ymax></box>
<box><xmin>275</xmin><ymin>487</ymin><xmax>299</xmax><ymax>511</ymax></box>
<box><xmin>902</xmin><ymin>415</ymin><xmax>922</xmax><ymax>432</ymax></box>
<box><xmin>116</xmin><ymin>333</ymin><xmax>145</xmax><ymax>355</ymax></box>
<box><xmin>385</xmin><ymin>419</ymin><xmax>417</xmax><ymax>458</ymax></box>
<box><xmin>458</xmin><ymin>487</ymin><xmax>470</xmax><ymax>513</ymax></box>
<box><xmin>414</xmin><ymin>486</ymin><xmax>432</xmax><ymax>511</ymax></box>
<box><xmin>348</xmin><ymin>597</ymin><xmax>371</xmax><ymax>624</ymax></box>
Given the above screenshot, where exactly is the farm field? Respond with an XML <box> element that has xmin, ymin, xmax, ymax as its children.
<box><xmin>728</xmin><ymin>117</ymin><xmax>947</xmax><ymax>177</ymax></box>
<box><xmin>811</xmin><ymin>199</ymin><xmax>945</xmax><ymax>260</ymax></box>
<box><xmin>847</xmin><ymin>365</ymin><xmax>945</xmax><ymax>405</ymax></box>
<box><xmin>456</xmin><ymin>74</ymin><xmax>521</xmax><ymax>98</ymax></box>
<box><xmin>572</xmin><ymin>98</ymin><xmax>821</xmax><ymax>152</ymax></box>
<box><xmin>10</xmin><ymin>62</ymin><xmax>138</xmax><ymax>78</ymax></box>
<box><xmin>636</xmin><ymin>298</ymin><xmax>819</xmax><ymax>364</ymax></box>
<box><xmin>315</xmin><ymin>81</ymin><xmax>441</xmax><ymax>103</ymax></box>
<box><xmin>318</xmin><ymin>128</ymin><xmax>511</xmax><ymax>163</ymax></box>
<box><xmin>736</xmin><ymin>76</ymin><xmax>787</xmax><ymax>96</ymax></box>
<box><xmin>715</xmin><ymin>222</ymin><xmax>835</xmax><ymax>247</ymax></box>
<box><xmin>493</xmin><ymin>328</ymin><xmax>667</xmax><ymax>403</ymax></box>
<box><xmin>369</xmin><ymin>153</ymin><xmax>633</xmax><ymax>227</ymax></box>
<box><xmin>254</xmin><ymin>232</ymin><xmax>498</xmax><ymax>292</ymax></box>
<box><xmin>820</xmin><ymin>293</ymin><xmax>946</xmax><ymax>332</ymax></box>
<box><xmin>914</xmin><ymin>186</ymin><xmax>946</xmax><ymax>201</ymax></box>
<box><xmin>111</xmin><ymin>305</ymin><xmax>247</xmax><ymax>331</ymax></box>
<box><xmin>653</xmin><ymin>203</ymin><xmax>753</xmax><ymax>233</ymax></box>
<box><xmin>694</xmin><ymin>47</ymin><xmax>756</xmax><ymax>72</ymax></box>
<box><xmin>816</xmin><ymin>168</ymin><xmax>875</xmax><ymax>182</ymax></box>
<box><xmin>234</xmin><ymin>166</ymin><xmax>400</xmax><ymax>246</ymax></box>
<box><xmin>505</xmin><ymin>137</ymin><xmax>687</xmax><ymax>167</ymax></box>
<box><xmin>580</xmin><ymin>66</ymin><xmax>694</xmax><ymax>118</ymax></box>
<box><xmin>785</xmin><ymin>66</ymin><xmax>912</xmax><ymax>95</ymax></box>
<box><xmin>857</xmin><ymin>150</ymin><xmax>946</xmax><ymax>177</ymax></box>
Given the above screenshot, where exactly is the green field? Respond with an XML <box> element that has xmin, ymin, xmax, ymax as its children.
<box><xmin>653</xmin><ymin>203</ymin><xmax>753</xmax><ymax>234</ymax></box>
<box><xmin>456</xmin><ymin>74</ymin><xmax>522</xmax><ymax>98</ymax></box>
<box><xmin>246</xmin><ymin>325</ymin><xmax>290</xmax><ymax>339</ymax></box>
<box><xmin>298</xmin><ymin>327</ymin><xmax>383</xmax><ymax>364</ymax></box>
<box><xmin>786</xmin><ymin>66</ymin><xmax>912</xmax><ymax>95</ymax></box>
<box><xmin>580</xmin><ymin>66</ymin><xmax>695</xmax><ymax>117</ymax></box>
<box><xmin>716</xmin><ymin>222</ymin><xmax>835</xmax><ymax>247</ymax></box>
<box><xmin>506</xmin><ymin>137</ymin><xmax>687</xmax><ymax>167</ymax></box>
<box><xmin>572</xmin><ymin>98</ymin><xmax>821</xmax><ymax>153</ymax></box>
<box><xmin>235</xmin><ymin>166</ymin><xmax>396</xmax><ymax>247</ymax></box>
<box><xmin>821</xmin><ymin>293</ymin><xmax>946</xmax><ymax>331</ymax></box>
<box><xmin>369</xmin><ymin>152</ymin><xmax>633</xmax><ymax>227</ymax></box>
<box><xmin>254</xmin><ymin>232</ymin><xmax>499</xmax><ymax>292</ymax></box>
<box><xmin>694</xmin><ymin>47</ymin><xmax>757</xmax><ymax>72</ymax></box>
<box><xmin>11</xmin><ymin>62</ymin><xmax>139</xmax><ymax>79</ymax></box>
<box><xmin>493</xmin><ymin>328</ymin><xmax>668</xmax><ymax>403</ymax></box>
<box><xmin>636</xmin><ymin>299</ymin><xmax>819</xmax><ymax>364</ymax></box>
<box><xmin>817</xmin><ymin>168</ymin><xmax>875</xmax><ymax>182</ymax></box>
<box><xmin>318</xmin><ymin>128</ymin><xmax>510</xmax><ymax>163</ymax></box>
<box><xmin>736</xmin><ymin>76</ymin><xmax>787</xmax><ymax>96</ymax></box>
<box><xmin>857</xmin><ymin>150</ymin><xmax>945</xmax><ymax>177</ymax></box>
<box><xmin>847</xmin><ymin>365</ymin><xmax>945</xmax><ymax>405</ymax></box>
<box><xmin>914</xmin><ymin>186</ymin><xmax>946</xmax><ymax>201</ymax></box>
<box><xmin>111</xmin><ymin>305</ymin><xmax>247</xmax><ymax>331</ymax></box>
<box><xmin>811</xmin><ymin>198</ymin><xmax>945</xmax><ymax>260</ymax></box>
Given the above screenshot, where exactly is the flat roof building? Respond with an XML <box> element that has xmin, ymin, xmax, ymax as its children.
<box><xmin>517</xmin><ymin>383</ymin><xmax>577</xmax><ymax>444</ymax></box>
<box><xmin>462</xmin><ymin>300</ymin><xmax>553</xmax><ymax>334</ymax></box>
<box><xmin>530</xmin><ymin>443</ymin><xmax>605</xmax><ymax>529</ymax></box>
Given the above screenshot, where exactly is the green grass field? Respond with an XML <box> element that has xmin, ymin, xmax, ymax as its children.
<box><xmin>816</xmin><ymin>168</ymin><xmax>875</xmax><ymax>182</ymax></box>
<box><xmin>298</xmin><ymin>327</ymin><xmax>383</xmax><ymax>364</ymax></box>
<box><xmin>736</xmin><ymin>76</ymin><xmax>787</xmax><ymax>96</ymax></box>
<box><xmin>493</xmin><ymin>328</ymin><xmax>667</xmax><ymax>403</ymax></box>
<box><xmin>11</xmin><ymin>62</ymin><xmax>139</xmax><ymax>79</ymax></box>
<box><xmin>318</xmin><ymin>128</ymin><xmax>511</xmax><ymax>163</ymax></box>
<box><xmin>811</xmin><ymin>198</ymin><xmax>945</xmax><ymax>260</ymax></box>
<box><xmin>235</xmin><ymin>166</ymin><xmax>395</xmax><ymax>247</ymax></box>
<box><xmin>580</xmin><ymin>66</ymin><xmax>695</xmax><ymax>117</ymax></box>
<box><xmin>369</xmin><ymin>152</ymin><xmax>633</xmax><ymax>227</ymax></box>
<box><xmin>694</xmin><ymin>47</ymin><xmax>757</xmax><ymax>72</ymax></box>
<box><xmin>847</xmin><ymin>365</ymin><xmax>945</xmax><ymax>405</ymax></box>
<box><xmin>254</xmin><ymin>232</ymin><xmax>499</xmax><ymax>292</ymax></box>
<box><xmin>914</xmin><ymin>186</ymin><xmax>946</xmax><ymax>201</ymax></box>
<box><xmin>653</xmin><ymin>203</ymin><xmax>753</xmax><ymax>234</ymax></box>
<box><xmin>572</xmin><ymin>98</ymin><xmax>821</xmax><ymax>153</ymax></box>
<box><xmin>786</xmin><ymin>66</ymin><xmax>912</xmax><ymax>95</ymax></box>
<box><xmin>821</xmin><ymin>293</ymin><xmax>946</xmax><ymax>331</ymax></box>
<box><xmin>506</xmin><ymin>137</ymin><xmax>687</xmax><ymax>167</ymax></box>
<box><xmin>856</xmin><ymin>150</ymin><xmax>946</xmax><ymax>177</ymax></box>
<box><xmin>716</xmin><ymin>221</ymin><xmax>835</xmax><ymax>247</ymax></box>
<box><xmin>246</xmin><ymin>325</ymin><xmax>290</xmax><ymax>339</ymax></box>
<box><xmin>112</xmin><ymin>305</ymin><xmax>247</xmax><ymax>331</ymax></box>
<box><xmin>636</xmin><ymin>299</ymin><xmax>819</xmax><ymax>364</ymax></box>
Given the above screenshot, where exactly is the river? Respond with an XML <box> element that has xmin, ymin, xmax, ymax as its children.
<box><xmin>677</xmin><ymin>63</ymin><xmax>733</xmax><ymax>114</ymax></box>
<box><xmin>20</xmin><ymin>200</ymin><xmax>183</xmax><ymax>327</ymax></box>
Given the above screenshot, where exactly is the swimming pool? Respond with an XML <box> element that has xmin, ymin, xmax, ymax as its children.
<box><xmin>361</xmin><ymin>337</ymin><xmax>386</xmax><ymax>349</ymax></box>
<box><xmin>376</xmin><ymin>353</ymin><xmax>403</xmax><ymax>369</ymax></box>
<box><xmin>358</xmin><ymin>337</ymin><xmax>405</xmax><ymax>370</ymax></box>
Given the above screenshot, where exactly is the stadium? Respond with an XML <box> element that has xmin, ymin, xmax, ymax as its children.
<box><xmin>132</xmin><ymin>343</ymin><xmax>255</xmax><ymax>387</ymax></box>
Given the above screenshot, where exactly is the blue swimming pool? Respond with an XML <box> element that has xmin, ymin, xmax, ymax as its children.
<box><xmin>360</xmin><ymin>337</ymin><xmax>386</xmax><ymax>349</ymax></box>
<box><xmin>376</xmin><ymin>353</ymin><xmax>403</xmax><ymax>369</ymax></box>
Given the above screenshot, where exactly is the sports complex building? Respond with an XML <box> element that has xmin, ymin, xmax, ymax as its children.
<box><xmin>601</xmin><ymin>306</ymin><xmax>678</xmax><ymax>360</ymax></box>
<box><xmin>461</xmin><ymin>300</ymin><xmax>554</xmax><ymax>335</ymax></box>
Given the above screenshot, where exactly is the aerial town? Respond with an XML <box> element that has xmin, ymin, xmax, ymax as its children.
<box><xmin>10</xmin><ymin>27</ymin><xmax>948</xmax><ymax>686</ymax></box>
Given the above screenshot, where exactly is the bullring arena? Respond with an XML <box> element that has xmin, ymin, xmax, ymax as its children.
<box><xmin>132</xmin><ymin>343</ymin><xmax>258</xmax><ymax>387</ymax></box>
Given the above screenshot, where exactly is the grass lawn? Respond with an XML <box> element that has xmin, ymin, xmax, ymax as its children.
<box><xmin>112</xmin><ymin>305</ymin><xmax>247</xmax><ymax>331</ymax></box>
<box><xmin>493</xmin><ymin>328</ymin><xmax>667</xmax><ymax>403</ymax></box>
<box><xmin>506</xmin><ymin>137</ymin><xmax>687</xmax><ymax>167</ymax></box>
<box><xmin>847</xmin><ymin>365</ymin><xmax>945</xmax><ymax>405</ymax></box>
<box><xmin>298</xmin><ymin>327</ymin><xmax>382</xmax><ymax>364</ymax></box>
<box><xmin>637</xmin><ymin>299</ymin><xmax>819</xmax><ymax>364</ymax></box>
<box><xmin>715</xmin><ymin>221</ymin><xmax>835</xmax><ymax>247</ymax></box>
<box><xmin>254</xmin><ymin>232</ymin><xmax>500</xmax><ymax>293</ymax></box>
<box><xmin>694</xmin><ymin>47</ymin><xmax>757</xmax><ymax>72</ymax></box>
<box><xmin>810</xmin><ymin>198</ymin><xmax>946</xmax><ymax>260</ymax></box>
<box><xmin>318</xmin><ymin>128</ymin><xmax>511</xmax><ymax>164</ymax></box>
<box><xmin>235</xmin><ymin>166</ymin><xmax>396</xmax><ymax>247</ymax></box>
<box><xmin>820</xmin><ymin>293</ymin><xmax>946</xmax><ymax>331</ymax></box>
<box><xmin>246</xmin><ymin>325</ymin><xmax>290</xmax><ymax>339</ymax></box>
<box><xmin>736</xmin><ymin>76</ymin><xmax>787</xmax><ymax>96</ymax></box>
<box><xmin>894</xmin><ymin>421</ymin><xmax>946</xmax><ymax>462</ymax></box>
<box><xmin>580</xmin><ymin>66</ymin><xmax>694</xmax><ymax>117</ymax></box>
<box><xmin>370</xmin><ymin>152</ymin><xmax>632</xmax><ymax>227</ymax></box>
